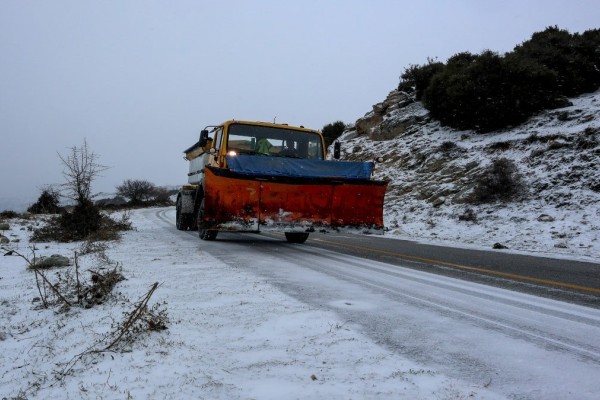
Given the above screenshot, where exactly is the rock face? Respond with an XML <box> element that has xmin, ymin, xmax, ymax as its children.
<box><xmin>354</xmin><ymin>90</ymin><xmax>426</xmax><ymax>140</ymax></box>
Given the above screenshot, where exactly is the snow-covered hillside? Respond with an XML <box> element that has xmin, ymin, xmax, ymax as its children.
<box><xmin>340</xmin><ymin>89</ymin><xmax>600</xmax><ymax>261</ymax></box>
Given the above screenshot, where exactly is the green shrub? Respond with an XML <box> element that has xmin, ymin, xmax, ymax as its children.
<box><xmin>0</xmin><ymin>210</ymin><xmax>19</xmax><ymax>219</ymax></box>
<box><xmin>513</xmin><ymin>26</ymin><xmax>600</xmax><ymax>96</ymax></box>
<box><xmin>438</xmin><ymin>141</ymin><xmax>458</xmax><ymax>153</ymax></box>
<box><xmin>322</xmin><ymin>121</ymin><xmax>346</xmax><ymax>148</ymax></box>
<box><xmin>473</xmin><ymin>158</ymin><xmax>523</xmax><ymax>202</ymax></box>
<box><xmin>58</xmin><ymin>200</ymin><xmax>103</xmax><ymax>241</ymax></box>
<box><xmin>486</xmin><ymin>141</ymin><xmax>512</xmax><ymax>152</ymax></box>
<box><xmin>401</xmin><ymin>26</ymin><xmax>600</xmax><ymax>133</ymax></box>
<box><xmin>28</xmin><ymin>188</ymin><xmax>62</xmax><ymax>214</ymax></box>
<box><xmin>423</xmin><ymin>50</ymin><xmax>558</xmax><ymax>132</ymax></box>
<box><xmin>398</xmin><ymin>60</ymin><xmax>445</xmax><ymax>100</ymax></box>
<box><xmin>31</xmin><ymin>206</ymin><xmax>132</xmax><ymax>243</ymax></box>
<box><xmin>458</xmin><ymin>208</ymin><xmax>477</xmax><ymax>222</ymax></box>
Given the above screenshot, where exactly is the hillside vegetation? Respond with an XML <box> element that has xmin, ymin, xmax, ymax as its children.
<box><xmin>399</xmin><ymin>26</ymin><xmax>600</xmax><ymax>133</ymax></box>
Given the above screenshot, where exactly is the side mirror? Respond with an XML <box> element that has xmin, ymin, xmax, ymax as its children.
<box><xmin>333</xmin><ymin>141</ymin><xmax>341</xmax><ymax>160</ymax></box>
<box><xmin>199</xmin><ymin>129</ymin><xmax>209</xmax><ymax>147</ymax></box>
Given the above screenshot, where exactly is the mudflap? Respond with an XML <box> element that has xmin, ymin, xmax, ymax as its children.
<box><xmin>202</xmin><ymin>167</ymin><xmax>388</xmax><ymax>234</ymax></box>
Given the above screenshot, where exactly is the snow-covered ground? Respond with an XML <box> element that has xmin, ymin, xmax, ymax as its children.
<box><xmin>0</xmin><ymin>209</ymin><xmax>505</xmax><ymax>399</ymax></box>
<box><xmin>2</xmin><ymin>208</ymin><xmax>600</xmax><ymax>399</ymax></box>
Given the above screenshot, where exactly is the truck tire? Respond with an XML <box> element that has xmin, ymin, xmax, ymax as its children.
<box><xmin>197</xmin><ymin>200</ymin><xmax>218</xmax><ymax>241</ymax></box>
<box><xmin>176</xmin><ymin>197</ymin><xmax>196</xmax><ymax>231</ymax></box>
<box><xmin>284</xmin><ymin>232</ymin><xmax>309</xmax><ymax>243</ymax></box>
<box><xmin>176</xmin><ymin>197</ymin><xmax>189</xmax><ymax>230</ymax></box>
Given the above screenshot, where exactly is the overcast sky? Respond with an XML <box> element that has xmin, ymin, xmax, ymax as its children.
<box><xmin>1</xmin><ymin>0</ymin><xmax>598</xmax><ymax>209</ymax></box>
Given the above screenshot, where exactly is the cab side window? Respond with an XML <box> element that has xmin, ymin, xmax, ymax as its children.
<box><xmin>213</xmin><ymin>128</ymin><xmax>223</xmax><ymax>151</ymax></box>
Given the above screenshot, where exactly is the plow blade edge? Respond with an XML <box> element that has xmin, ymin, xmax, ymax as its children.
<box><xmin>201</xmin><ymin>167</ymin><xmax>387</xmax><ymax>234</ymax></box>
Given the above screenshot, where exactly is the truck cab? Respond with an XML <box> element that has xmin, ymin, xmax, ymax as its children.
<box><xmin>191</xmin><ymin>120</ymin><xmax>326</xmax><ymax>173</ymax></box>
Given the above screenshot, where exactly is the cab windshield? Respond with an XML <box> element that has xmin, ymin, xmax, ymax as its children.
<box><xmin>226</xmin><ymin>124</ymin><xmax>324</xmax><ymax>160</ymax></box>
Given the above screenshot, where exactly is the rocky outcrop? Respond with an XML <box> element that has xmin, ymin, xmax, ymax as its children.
<box><xmin>352</xmin><ymin>90</ymin><xmax>428</xmax><ymax>141</ymax></box>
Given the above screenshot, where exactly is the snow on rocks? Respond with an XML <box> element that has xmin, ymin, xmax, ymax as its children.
<box><xmin>338</xmin><ymin>89</ymin><xmax>600</xmax><ymax>261</ymax></box>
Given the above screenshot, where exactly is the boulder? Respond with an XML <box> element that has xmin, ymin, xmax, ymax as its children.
<box><xmin>537</xmin><ymin>214</ymin><xmax>555</xmax><ymax>222</ymax></box>
<box><xmin>33</xmin><ymin>254</ymin><xmax>71</xmax><ymax>269</ymax></box>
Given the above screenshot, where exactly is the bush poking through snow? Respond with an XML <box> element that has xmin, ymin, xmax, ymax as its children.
<box><xmin>5</xmin><ymin>247</ymin><xmax>73</xmax><ymax>309</ymax></box>
<box><xmin>114</xmin><ymin>290</ymin><xmax>169</xmax><ymax>340</ymax></box>
<box><xmin>31</xmin><ymin>209</ymin><xmax>132</xmax><ymax>243</ymax></box>
<box><xmin>438</xmin><ymin>141</ymin><xmax>458</xmax><ymax>154</ymax></box>
<box><xmin>0</xmin><ymin>210</ymin><xmax>19</xmax><ymax>219</ymax></box>
<box><xmin>458</xmin><ymin>208</ymin><xmax>478</xmax><ymax>222</ymax></box>
<box><xmin>473</xmin><ymin>158</ymin><xmax>523</xmax><ymax>203</ymax></box>
<box><xmin>486</xmin><ymin>141</ymin><xmax>512</xmax><ymax>153</ymax></box>
<box><xmin>5</xmin><ymin>247</ymin><xmax>127</xmax><ymax>310</ymax></box>
<box><xmin>59</xmin><ymin>200</ymin><xmax>103</xmax><ymax>240</ymax></box>
<box><xmin>80</xmin><ymin>266</ymin><xmax>126</xmax><ymax>308</ymax></box>
<box><xmin>59</xmin><ymin>282</ymin><xmax>167</xmax><ymax>379</ymax></box>
<box><xmin>27</xmin><ymin>188</ymin><xmax>62</xmax><ymax>214</ymax></box>
<box><xmin>78</xmin><ymin>239</ymin><xmax>109</xmax><ymax>256</ymax></box>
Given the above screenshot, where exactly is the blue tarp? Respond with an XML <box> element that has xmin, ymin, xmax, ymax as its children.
<box><xmin>225</xmin><ymin>155</ymin><xmax>373</xmax><ymax>180</ymax></box>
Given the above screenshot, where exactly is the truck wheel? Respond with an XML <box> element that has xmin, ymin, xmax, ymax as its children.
<box><xmin>284</xmin><ymin>232</ymin><xmax>309</xmax><ymax>243</ymax></box>
<box><xmin>197</xmin><ymin>200</ymin><xmax>218</xmax><ymax>241</ymax></box>
<box><xmin>176</xmin><ymin>197</ymin><xmax>188</xmax><ymax>230</ymax></box>
<box><xmin>176</xmin><ymin>198</ymin><xmax>196</xmax><ymax>231</ymax></box>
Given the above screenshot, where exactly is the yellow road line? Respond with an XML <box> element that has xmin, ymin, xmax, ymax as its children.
<box><xmin>313</xmin><ymin>238</ymin><xmax>600</xmax><ymax>295</ymax></box>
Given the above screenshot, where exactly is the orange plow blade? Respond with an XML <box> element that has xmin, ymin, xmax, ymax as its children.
<box><xmin>202</xmin><ymin>167</ymin><xmax>387</xmax><ymax>234</ymax></box>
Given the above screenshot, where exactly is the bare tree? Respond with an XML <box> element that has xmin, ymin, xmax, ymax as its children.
<box><xmin>116</xmin><ymin>179</ymin><xmax>157</xmax><ymax>205</ymax></box>
<box><xmin>58</xmin><ymin>139</ymin><xmax>108</xmax><ymax>205</ymax></box>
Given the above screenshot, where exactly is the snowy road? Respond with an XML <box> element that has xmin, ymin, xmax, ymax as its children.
<box><xmin>152</xmin><ymin>207</ymin><xmax>600</xmax><ymax>399</ymax></box>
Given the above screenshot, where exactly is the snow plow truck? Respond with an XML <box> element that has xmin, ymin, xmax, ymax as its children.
<box><xmin>176</xmin><ymin>120</ymin><xmax>387</xmax><ymax>243</ymax></box>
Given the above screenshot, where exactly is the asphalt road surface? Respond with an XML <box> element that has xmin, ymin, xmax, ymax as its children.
<box><xmin>266</xmin><ymin>231</ymin><xmax>600</xmax><ymax>309</ymax></box>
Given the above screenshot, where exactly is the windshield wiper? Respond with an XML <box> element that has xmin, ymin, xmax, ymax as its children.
<box><xmin>278</xmin><ymin>154</ymin><xmax>302</xmax><ymax>159</ymax></box>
